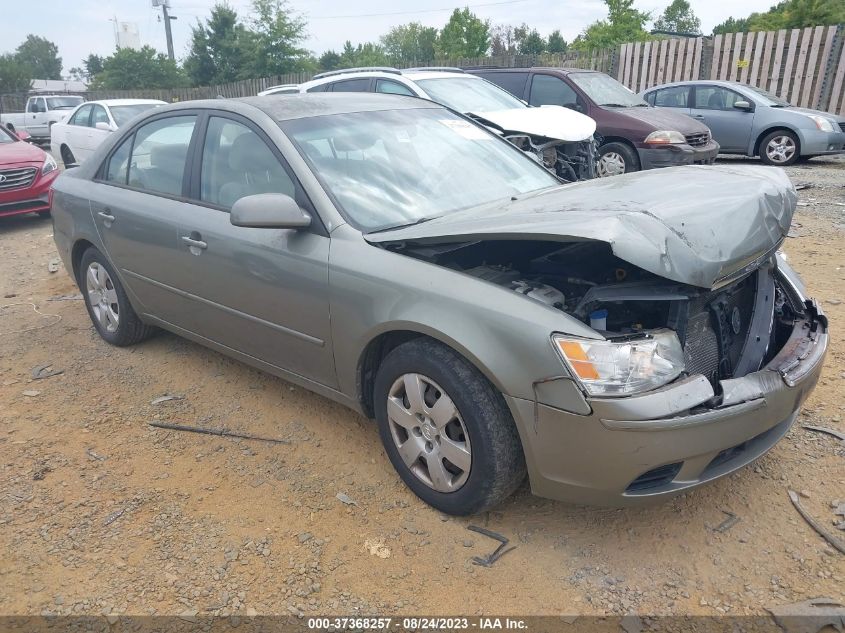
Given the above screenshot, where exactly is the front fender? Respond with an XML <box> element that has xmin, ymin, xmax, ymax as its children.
<box><xmin>328</xmin><ymin>226</ymin><xmax>598</xmax><ymax>406</ymax></box>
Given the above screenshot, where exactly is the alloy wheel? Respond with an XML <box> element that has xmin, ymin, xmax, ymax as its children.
<box><xmin>386</xmin><ymin>373</ymin><xmax>472</xmax><ymax>493</ymax></box>
<box><xmin>597</xmin><ymin>151</ymin><xmax>626</xmax><ymax>177</ymax></box>
<box><xmin>765</xmin><ymin>135</ymin><xmax>796</xmax><ymax>164</ymax></box>
<box><xmin>85</xmin><ymin>262</ymin><xmax>120</xmax><ymax>333</ymax></box>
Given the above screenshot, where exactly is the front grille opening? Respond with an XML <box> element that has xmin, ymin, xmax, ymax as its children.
<box><xmin>626</xmin><ymin>462</ymin><xmax>682</xmax><ymax>493</ymax></box>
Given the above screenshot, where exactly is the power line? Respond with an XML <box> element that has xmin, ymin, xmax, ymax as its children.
<box><xmin>307</xmin><ymin>0</ymin><xmax>532</xmax><ymax>20</ymax></box>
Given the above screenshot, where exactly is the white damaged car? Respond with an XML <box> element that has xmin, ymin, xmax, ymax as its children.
<box><xmin>297</xmin><ymin>67</ymin><xmax>599</xmax><ymax>181</ymax></box>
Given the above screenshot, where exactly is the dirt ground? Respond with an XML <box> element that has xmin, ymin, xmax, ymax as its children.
<box><xmin>0</xmin><ymin>157</ymin><xmax>843</xmax><ymax>619</ymax></box>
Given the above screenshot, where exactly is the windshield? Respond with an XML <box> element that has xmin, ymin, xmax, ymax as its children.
<box><xmin>745</xmin><ymin>84</ymin><xmax>791</xmax><ymax>106</ymax></box>
<box><xmin>110</xmin><ymin>103</ymin><xmax>163</xmax><ymax>127</ymax></box>
<box><xmin>415</xmin><ymin>77</ymin><xmax>526</xmax><ymax>113</ymax></box>
<box><xmin>569</xmin><ymin>72</ymin><xmax>646</xmax><ymax>107</ymax></box>
<box><xmin>282</xmin><ymin>108</ymin><xmax>558</xmax><ymax>231</ymax></box>
<box><xmin>45</xmin><ymin>96</ymin><xmax>84</xmax><ymax>110</ymax></box>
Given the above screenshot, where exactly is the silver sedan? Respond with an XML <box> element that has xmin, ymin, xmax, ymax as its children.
<box><xmin>50</xmin><ymin>94</ymin><xmax>827</xmax><ymax>514</ymax></box>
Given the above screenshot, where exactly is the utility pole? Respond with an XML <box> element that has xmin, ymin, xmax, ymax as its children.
<box><xmin>153</xmin><ymin>0</ymin><xmax>176</xmax><ymax>61</ymax></box>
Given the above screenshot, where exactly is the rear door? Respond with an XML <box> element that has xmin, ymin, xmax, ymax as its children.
<box><xmin>689</xmin><ymin>85</ymin><xmax>753</xmax><ymax>151</ymax></box>
<box><xmin>172</xmin><ymin>113</ymin><xmax>336</xmax><ymax>386</ymax></box>
<box><xmin>90</xmin><ymin>113</ymin><xmax>200</xmax><ymax>329</ymax></box>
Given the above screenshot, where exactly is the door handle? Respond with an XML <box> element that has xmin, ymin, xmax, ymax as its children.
<box><xmin>97</xmin><ymin>210</ymin><xmax>115</xmax><ymax>227</ymax></box>
<box><xmin>182</xmin><ymin>236</ymin><xmax>208</xmax><ymax>250</ymax></box>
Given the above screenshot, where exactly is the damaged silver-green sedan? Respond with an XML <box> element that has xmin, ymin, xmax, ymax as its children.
<box><xmin>50</xmin><ymin>94</ymin><xmax>827</xmax><ymax>515</ymax></box>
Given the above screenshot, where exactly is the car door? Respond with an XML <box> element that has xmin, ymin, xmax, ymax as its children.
<box><xmin>66</xmin><ymin>104</ymin><xmax>93</xmax><ymax>160</ymax></box>
<box><xmin>90</xmin><ymin>113</ymin><xmax>201</xmax><ymax>330</ymax></box>
<box><xmin>171</xmin><ymin>113</ymin><xmax>336</xmax><ymax>387</ymax></box>
<box><xmin>649</xmin><ymin>85</ymin><xmax>692</xmax><ymax>115</ymax></box>
<box><xmin>689</xmin><ymin>85</ymin><xmax>754</xmax><ymax>152</ymax></box>
<box><xmin>87</xmin><ymin>104</ymin><xmax>113</xmax><ymax>157</ymax></box>
<box><xmin>528</xmin><ymin>73</ymin><xmax>587</xmax><ymax>113</ymax></box>
<box><xmin>26</xmin><ymin>98</ymin><xmax>48</xmax><ymax>136</ymax></box>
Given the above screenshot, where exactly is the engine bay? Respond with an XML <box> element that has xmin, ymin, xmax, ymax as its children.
<box><xmin>390</xmin><ymin>239</ymin><xmax>800</xmax><ymax>384</ymax></box>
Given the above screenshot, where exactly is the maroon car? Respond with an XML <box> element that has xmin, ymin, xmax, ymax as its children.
<box><xmin>0</xmin><ymin>124</ymin><xmax>59</xmax><ymax>218</ymax></box>
<box><xmin>469</xmin><ymin>68</ymin><xmax>719</xmax><ymax>177</ymax></box>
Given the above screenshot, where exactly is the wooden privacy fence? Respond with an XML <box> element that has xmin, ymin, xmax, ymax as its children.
<box><xmin>617</xmin><ymin>25</ymin><xmax>845</xmax><ymax>114</ymax></box>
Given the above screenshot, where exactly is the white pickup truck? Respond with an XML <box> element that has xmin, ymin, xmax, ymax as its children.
<box><xmin>1</xmin><ymin>95</ymin><xmax>84</xmax><ymax>143</ymax></box>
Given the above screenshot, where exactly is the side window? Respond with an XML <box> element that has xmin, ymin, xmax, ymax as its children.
<box><xmin>330</xmin><ymin>78</ymin><xmax>371</xmax><ymax>92</ymax></box>
<box><xmin>104</xmin><ymin>135</ymin><xmax>133</xmax><ymax>185</ymax></box>
<box><xmin>127</xmin><ymin>115</ymin><xmax>197</xmax><ymax>196</ymax></box>
<box><xmin>200</xmin><ymin>116</ymin><xmax>296</xmax><ymax>209</ymax></box>
<box><xmin>479</xmin><ymin>72</ymin><xmax>528</xmax><ymax>98</ymax></box>
<box><xmin>375</xmin><ymin>79</ymin><xmax>415</xmax><ymax>96</ymax></box>
<box><xmin>694</xmin><ymin>86</ymin><xmax>743</xmax><ymax>111</ymax></box>
<box><xmin>529</xmin><ymin>75</ymin><xmax>579</xmax><ymax>108</ymax></box>
<box><xmin>643</xmin><ymin>91</ymin><xmax>656</xmax><ymax>106</ymax></box>
<box><xmin>653</xmin><ymin>86</ymin><xmax>690</xmax><ymax>108</ymax></box>
<box><xmin>306</xmin><ymin>83</ymin><xmax>328</xmax><ymax>93</ymax></box>
<box><xmin>92</xmin><ymin>105</ymin><xmax>110</xmax><ymax>127</ymax></box>
<box><xmin>70</xmin><ymin>104</ymin><xmax>93</xmax><ymax>126</ymax></box>
<box><xmin>29</xmin><ymin>98</ymin><xmax>46</xmax><ymax>113</ymax></box>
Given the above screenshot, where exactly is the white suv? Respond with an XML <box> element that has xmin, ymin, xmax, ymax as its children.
<box><xmin>297</xmin><ymin>67</ymin><xmax>599</xmax><ymax>181</ymax></box>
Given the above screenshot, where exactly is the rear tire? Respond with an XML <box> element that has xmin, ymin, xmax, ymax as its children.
<box><xmin>597</xmin><ymin>141</ymin><xmax>639</xmax><ymax>177</ymax></box>
<box><xmin>373</xmin><ymin>339</ymin><xmax>526</xmax><ymax>515</ymax></box>
<box><xmin>79</xmin><ymin>247</ymin><xmax>156</xmax><ymax>347</ymax></box>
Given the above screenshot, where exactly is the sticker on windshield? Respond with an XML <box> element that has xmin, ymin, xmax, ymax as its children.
<box><xmin>438</xmin><ymin>119</ymin><xmax>491</xmax><ymax>140</ymax></box>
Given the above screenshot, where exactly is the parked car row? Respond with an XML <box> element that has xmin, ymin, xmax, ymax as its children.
<box><xmin>48</xmin><ymin>92</ymin><xmax>828</xmax><ymax>515</ymax></box>
<box><xmin>1</xmin><ymin>94</ymin><xmax>84</xmax><ymax>143</ymax></box>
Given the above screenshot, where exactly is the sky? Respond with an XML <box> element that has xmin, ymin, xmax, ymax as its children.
<box><xmin>0</xmin><ymin>0</ymin><xmax>780</xmax><ymax>74</ymax></box>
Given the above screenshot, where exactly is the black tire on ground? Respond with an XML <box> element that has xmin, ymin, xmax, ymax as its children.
<box><xmin>758</xmin><ymin>129</ymin><xmax>800</xmax><ymax>166</ymax></box>
<box><xmin>597</xmin><ymin>141</ymin><xmax>640</xmax><ymax>176</ymax></box>
<box><xmin>79</xmin><ymin>247</ymin><xmax>156</xmax><ymax>347</ymax></box>
<box><xmin>60</xmin><ymin>145</ymin><xmax>76</xmax><ymax>166</ymax></box>
<box><xmin>373</xmin><ymin>338</ymin><xmax>526</xmax><ymax>515</ymax></box>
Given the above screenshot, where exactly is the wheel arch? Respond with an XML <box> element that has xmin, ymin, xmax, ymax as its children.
<box><xmin>753</xmin><ymin>125</ymin><xmax>800</xmax><ymax>157</ymax></box>
<box><xmin>71</xmin><ymin>238</ymin><xmax>97</xmax><ymax>287</ymax></box>
<box><xmin>356</xmin><ymin>326</ymin><xmax>507</xmax><ymax>419</ymax></box>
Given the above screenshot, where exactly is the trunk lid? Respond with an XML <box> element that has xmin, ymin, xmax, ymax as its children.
<box><xmin>366</xmin><ymin>165</ymin><xmax>795</xmax><ymax>289</ymax></box>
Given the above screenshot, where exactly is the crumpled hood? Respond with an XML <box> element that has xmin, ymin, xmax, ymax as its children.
<box><xmin>476</xmin><ymin>105</ymin><xmax>597</xmax><ymax>142</ymax></box>
<box><xmin>367</xmin><ymin>165</ymin><xmax>795</xmax><ymax>289</ymax></box>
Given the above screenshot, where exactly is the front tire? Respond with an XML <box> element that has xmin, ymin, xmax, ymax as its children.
<box><xmin>79</xmin><ymin>247</ymin><xmax>156</xmax><ymax>346</ymax></box>
<box><xmin>597</xmin><ymin>141</ymin><xmax>639</xmax><ymax>177</ymax></box>
<box><xmin>60</xmin><ymin>145</ymin><xmax>76</xmax><ymax>167</ymax></box>
<box><xmin>759</xmin><ymin>130</ymin><xmax>800</xmax><ymax>166</ymax></box>
<box><xmin>373</xmin><ymin>339</ymin><xmax>526</xmax><ymax>515</ymax></box>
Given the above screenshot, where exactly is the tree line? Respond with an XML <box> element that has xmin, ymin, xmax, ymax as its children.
<box><xmin>1</xmin><ymin>0</ymin><xmax>842</xmax><ymax>94</ymax></box>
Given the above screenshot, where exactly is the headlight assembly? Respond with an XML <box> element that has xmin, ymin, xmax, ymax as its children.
<box><xmin>644</xmin><ymin>130</ymin><xmax>686</xmax><ymax>145</ymax></box>
<box><xmin>553</xmin><ymin>329</ymin><xmax>685</xmax><ymax>396</ymax></box>
<box><xmin>808</xmin><ymin>115</ymin><xmax>835</xmax><ymax>132</ymax></box>
<box><xmin>42</xmin><ymin>154</ymin><xmax>58</xmax><ymax>175</ymax></box>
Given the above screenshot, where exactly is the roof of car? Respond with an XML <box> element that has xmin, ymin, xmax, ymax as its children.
<box><xmin>467</xmin><ymin>67</ymin><xmax>600</xmax><ymax>75</ymax></box>
<box><xmin>151</xmin><ymin>93</ymin><xmax>438</xmax><ymax>122</ymax></box>
<box><xmin>642</xmin><ymin>79</ymin><xmax>748</xmax><ymax>92</ymax></box>
<box><xmin>87</xmin><ymin>99</ymin><xmax>168</xmax><ymax>106</ymax></box>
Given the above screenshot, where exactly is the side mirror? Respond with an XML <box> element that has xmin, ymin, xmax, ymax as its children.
<box><xmin>95</xmin><ymin>122</ymin><xmax>116</xmax><ymax>132</ymax></box>
<box><xmin>733</xmin><ymin>100</ymin><xmax>752</xmax><ymax>111</ymax></box>
<box><xmin>230</xmin><ymin>193</ymin><xmax>311</xmax><ymax>229</ymax></box>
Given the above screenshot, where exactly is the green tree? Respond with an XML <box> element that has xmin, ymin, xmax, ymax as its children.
<box><xmin>184</xmin><ymin>2</ymin><xmax>253</xmax><ymax>85</ymax></box>
<box><xmin>14</xmin><ymin>35</ymin><xmax>62</xmax><ymax>80</ymax></box>
<box><xmin>654</xmin><ymin>0</ymin><xmax>701</xmax><ymax>34</ymax></box>
<box><xmin>572</xmin><ymin>0</ymin><xmax>652</xmax><ymax>50</ymax></box>
<box><xmin>547</xmin><ymin>30</ymin><xmax>568</xmax><ymax>53</ymax></box>
<box><xmin>318</xmin><ymin>50</ymin><xmax>342</xmax><ymax>71</ymax></box>
<box><xmin>90</xmin><ymin>46</ymin><xmax>188</xmax><ymax>90</ymax></box>
<box><xmin>435</xmin><ymin>8</ymin><xmax>490</xmax><ymax>59</ymax></box>
<box><xmin>381</xmin><ymin>22</ymin><xmax>438</xmax><ymax>64</ymax></box>
<box><xmin>750</xmin><ymin>0</ymin><xmax>845</xmax><ymax>29</ymax></box>
<box><xmin>490</xmin><ymin>24</ymin><xmax>517</xmax><ymax>55</ymax></box>
<box><xmin>712</xmin><ymin>16</ymin><xmax>751</xmax><ymax>33</ymax></box>
<box><xmin>518</xmin><ymin>28</ymin><xmax>546</xmax><ymax>54</ymax></box>
<box><xmin>247</xmin><ymin>0</ymin><xmax>311</xmax><ymax>76</ymax></box>
<box><xmin>0</xmin><ymin>54</ymin><xmax>31</xmax><ymax>93</ymax></box>
<box><xmin>338</xmin><ymin>41</ymin><xmax>390</xmax><ymax>68</ymax></box>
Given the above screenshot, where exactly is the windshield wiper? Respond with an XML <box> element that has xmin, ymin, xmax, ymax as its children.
<box><xmin>367</xmin><ymin>215</ymin><xmax>439</xmax><ymax>234</ymax></box>
<box><xmin>599</xmin><ymin>103</ymin><xmax>631</xmax><ymax>107</ymax></box>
